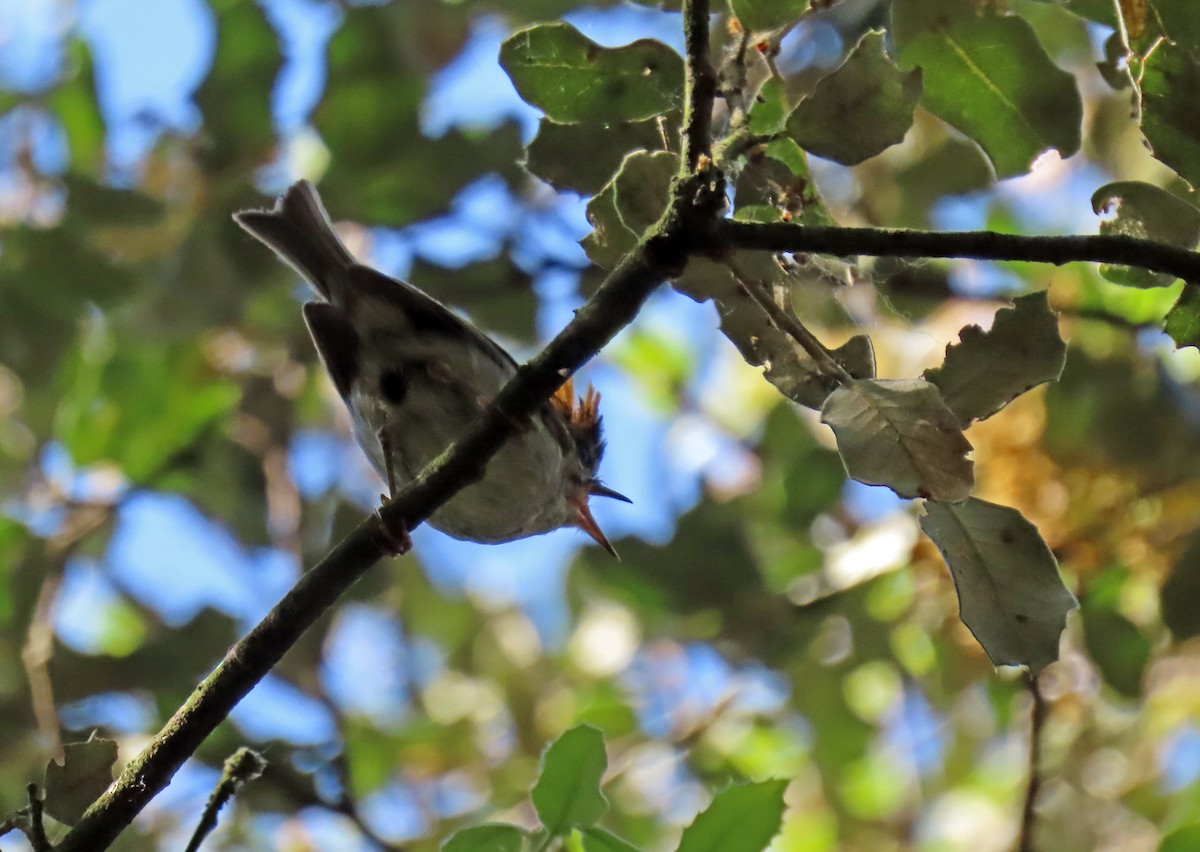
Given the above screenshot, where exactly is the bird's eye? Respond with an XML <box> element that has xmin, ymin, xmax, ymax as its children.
<box><xmin>378</xmin><ymin>368</ymin><xmax>407</xmax><ymax>404</ymax></box>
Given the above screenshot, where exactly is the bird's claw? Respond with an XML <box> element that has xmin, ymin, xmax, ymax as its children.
<box><xmin>376</xmin><ymin>495</ymin><xmax>412</xmax><ymax>556</ymax></box>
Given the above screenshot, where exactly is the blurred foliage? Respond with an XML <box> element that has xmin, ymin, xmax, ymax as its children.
<box><xmin>2</xmin><ymin>0</ymin><xmax>1200</xmax><ymax>850</ymax></box>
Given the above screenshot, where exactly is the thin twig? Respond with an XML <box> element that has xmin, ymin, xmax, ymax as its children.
<box><xmin>183</xmin><ymin>748</ymin><xmax>267</xmax><ymax>852</ymax></box>
<box><xmin>1018</xmin><ymin>673</ymin><xmax>1047</xmax><ymax>852</ymax></box>
<box><xmin>717</xmin><ymin>221</ymin><xmax>1200</xmax><ymax>285</ymax></box>
<box><xmin>725</xmin><ymin>259</ymin><xmax>855</xmax><ymax>384</ymax></box>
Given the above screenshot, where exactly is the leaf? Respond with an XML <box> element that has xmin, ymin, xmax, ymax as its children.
<box><xmin>1162</xmin><ymin>529</ymin><xmax>1200</xmax><ymax>640</ymax></box>
<box><xmin>676</xmin><ymin>780</ymin><xmax>789</xmax><ymax>852</ymax></box>
<box><xmin>1091</xmin><ymin>181</ymin><xmax>1200</xmax><ymax>287</ymax></box>
<box><xmin>1164</xmin><ymin>286</ymin><xmax>1200</xmax><ymax>349</ymax></box>
<box><xmin>734</xmin><ymin>140</ymin><xmax>837</xmax><ymax>227</ymax></box>
<box><xmin>1162</xmin><ymin>824</ymin><xmax>1200</xmax><ymax>852</ymax></box>
<box><xmin>787</xmin><ymin>32</ymin><xmax>922</xmax><ymax>166</ymax></box>
<box><xmin>525</xmin><ymin>116</ymin><xmax>676</xmax><ymax>195</ymax></box>
<box><xmin>531</xmin><ymin>725</ymin><xmax>608</xmax><ymax>835</ymax></box>
<box><xmin>729</xmin><ymin>0</ymin><xmax>810</xmax><ymax>33</ymax></box>
<box><xmin>613</xmin><ymin>150</ymin><xmax>678</xmax><ymax>235</ymax></box>
<box><xmin>1141</xmin><ymin>35</ymin><xmax>1200</xmax><ymax>188</ymax></box>
<box><xmin>920</xmin><ymin>498</ymin><xmax>1078</xmax><ymax>673</ymax></box>
<box><xmin>500</xmin><ymin>22</ymin><xmax>684</xmax><ymax>124</ymax></box>
<box><xmin>821</xmin><ymin>378</ymin><xmax>973</xmax><ymax>501</ymax></box>
<box><xmin>582</xmin><ymin>827</ymin><xmax>642</xmax><ymax>852</ymax></box>
<box><xmin>923</xmin><ymin>291</ymin><xmax>1067</xmax><ymax>425</ymax></box>
<box><xmin>44</xmin><ymin>735</ymin><xmax>119</xmax><ymax>825</ymax></box>
<box><xmin>442</xmin><ymin>824</ymin><xmax>529</xmax><ymax>852</ymax></box>
<box><xmin>583</xmin><ymin>178</ymin><xmax>640</xmax><ymax>268</ymax></box>
<box><xmin>896</xmin><ymin>15</ymin><xmax>1082</xmax><ymax>178</ymax></box>
<box><xmin>1082</xmin><ymin>599</ymin><xmax>1150</xmax><ymax>698</ymax></box>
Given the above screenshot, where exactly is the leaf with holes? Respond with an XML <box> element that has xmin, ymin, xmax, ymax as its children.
<box><xmin>1092</xmin><ymin>181</ymin><xmax>1200</xmax><ymax>287</ymax></box>
<box><xmin>924</xmin><ymin>291</ymin><xmax>1067</xmax><ymax>425</ymax></box>
<box><xmin>821</xmin><ymin>378</ymin><xmax>973</xmax><ymax>501</ymax></box>
<box><xmin>501</xmin><ymin>22</ymin><xmax>683</xmax><ymax>124</ymax></box>
<box><xmin>921</xmin><ymin>498</ymin><xmax>1077</xmax><ymax>673</ymax></box>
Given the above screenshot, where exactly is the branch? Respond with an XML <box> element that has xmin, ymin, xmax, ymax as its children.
<box><xmin>183</xmin><ymin>748</ymin><xmax>266</xmax><ymax>852</ymax></box>
<box><xmin>1019</xmin><ymin>673</ymin><xmax>1047</xmax><ymax>852</ymax></box>
<box><xmin>717</xmin><ymin>221</ymin><xmax>1200</xmax><ymax>284</ymax></box>
<box><xmin>53</xmin><ymin>170</ymin><xmax>719</xmax><ymax>850</ymax></box>
<box><xmin>680</xmin><ymin>0</ymin><xmax>716</xmax><ymax>172</ymax></box>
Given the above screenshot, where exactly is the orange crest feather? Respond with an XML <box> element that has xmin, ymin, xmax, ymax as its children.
<box><xmin>551</xmin><ymin>377</ymin><xmax>601</xmax><ymax>429</ymax></box>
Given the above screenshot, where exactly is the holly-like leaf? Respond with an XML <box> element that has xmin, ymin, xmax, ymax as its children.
<box><xmin>500</xmin><ymin>22</ymin><xmax>684</xmax><ymax>124</ymax></box>
<box><xmin>583</xmin><ymin>178</ymin><xmax>640</xmax><ymax>268</ymax></box>
<box><xmin>676</xmin><ymin>780</ymin><xmax>788</xmax><ymax>852</ymax></box>
<box><xmin>525</xmin><ymin>116</ymin><xmax>675</xmax><ymax>196</ymax></box>
<box><xmin>821</xmin><ymin>378</ymin><xmax>973</xmax><ymax>501</ymax></box>
<box><xmin>729</xmin><ymin>0</ymin><xmax>810</xmax><ymax>33</ymax></box>
<box><xmin>896</xmin><ymin>15</ymin><xmax>1081</xmax><ymax>178</ymax></box>
<box><xmin>787</xmin><ymin>32</ymin><xmax>922</xmax><ymax>166</ymax></box>
<box><xmin>1141</xmin><ymin>39</ymin><xmax>1200</xmax><ymax>188</ymax></box>
<box><xmin>442</xmin><ymin>824</ymin><xmax>529</xmax><ymax>852</ymax></box>
<box><xmin>44</xmin><ymin>735</ymin><xmax>119</xmax><ymax>825</ymax></box>
<box><xmin>1091</xmin><ymin>181</ymin><xmax>1200</xmax><ymax>287</ymax></box>
<box><xmin>923</xmin><ymin>291</ymin><xmax>1067</xmax><ymax>425</ymax></box>
<box><xmin>531</xmin><ymin>725</ymin><xmax>608</xmax><ymax>835</ymax></box>
<box><xmin>582</xmin><ymin>827</ymin><xmax>641</xmax><ymax>852</ymax></box>
<box><xmin>1164</xmin><ymin>286</ymin><xmax>1200</xmax><ymax>349</ymax></box>
<box><xmin>613</xmin><ymin>150</ymin><xmax>677</xmax><ymax>236</ymax></box>
<box><xmin>920</xmin><ymin>498</ymin><xmax>1077</xmax><ymax>673</ymax></box>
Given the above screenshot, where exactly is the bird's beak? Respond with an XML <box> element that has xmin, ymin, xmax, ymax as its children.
<box><xmin>573</xmin><ymin>497</ymin><xmax>620</xmax><ymax>559</ymax></box>
<box><xmin>589</xmin><ymin>482</ymin><xmax>632</xmax><ymax>503</ymax></box>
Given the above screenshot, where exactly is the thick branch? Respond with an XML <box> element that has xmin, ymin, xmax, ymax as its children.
<box><xmin>717</xmin><ymin>221</ymin><xmax>1200</xmax><ymax>284</ymax></box>
<box><xmin>680</xmin><ymin>0</ymin><xmax>716</xmax><ymax>172</ymax></box>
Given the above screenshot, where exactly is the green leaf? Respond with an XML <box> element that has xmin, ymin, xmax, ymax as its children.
<box><xmin>1091</xmin><ymin>181</ymin><xmax>1200</xmax><ymax>287</ymax></box>
<box><xmin>525</xmin><ymin>116</ymin><xmax>675</xmax><ymax>195</ymax></box>
<box><xmin>896</xmin><ymin>15</ymin><xmax>1082</xmax><ymax>178</ymax></box>
<box><xmin>1162</xmin><ymin>529</ymin><xmax>1200</xmax><ymax>640</ymax></box>
<box><xmin>920</xmin><ymin>498</ymin><xmax>1078</xmax><ymax>673</ymax></box>
<box><xmin>582</xmin><ymin>827</ymin><xmax>642</xmax><ymax>852</ymax></box>
<box><xmin>46</xmin><ymin>42</ymin><xmax>105</xmax><ymax>176</ymax></box>
<box><xmin>733</xmin><ymin>140</ymin><xmax>836</xmax><ymax>227</ymax></box>
<box><xmin>442</xmin><ymin>824</ymin><xmax>529</xmax><ymax>852</ymax></box>
<box><xmin>44</xmin><ymin>735</ymin><xmax>119</xmax><ymax>825</ymax></box>
<box><xmin>1142</xmin><ymin>42</ymin><xmax>1200</xmax><ymax>190</ymax></box>
<box><xmin>748</xmin><ymin>77</ymin><xmax>789</xmax><ymax>135</ymax></box>
<box><xmin>1081</xmin><ymin>597</ymin><xmax>1150</xmax><ymax>698</ymax></box>
<box><xmin>1162</xmin><ymin>824</ymin><xmax>1200</xmax><ymax>852</ymax></box>
<box><xmin>923</xmin><ymin>291</ymin><xmax>1067</xmax><ymax>424</ymax></box>
<box><xmin>501</xmin><ymin>22</ymin><xmax>684</xmax><ymax>123</ymax></box>
<box><xmin>787</xmin><ymin>32</ymin><xmax>922</xmax><ymax>166</ymax></box>
<box><xmin>676</xmin><ymin>780</ymin><xmax>789</xmax><ymax>852</ymax></box>
<box><xmin>729</xmin><ymin>0</ymin><xmax>810</xmax><ymax>33</ymax></box>
<box><xmin>821</xmin><ymin>378</ymin><xmax>974</xmax><ymax>501</ymax></box>
<box><xmin>531</xmin><ymin>725</ymin><xmax>609</xmax><ymax>835</ymax></box>
<box><xmin>583</xmin><ymin>176</ymin><xmax>640</xmax><ymax>269</ymax></box>
<box><xmin>1164</xmin><ymin>286</ymin><xmax>1200</xmax><ymax>349</ymax></box>
<box><xmin>613</xmin><ymin>150</ymin><xmax>677</xmax><ymax>235</ymax></box>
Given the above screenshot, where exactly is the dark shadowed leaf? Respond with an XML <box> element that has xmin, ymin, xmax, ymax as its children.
<box><xmin>1081</xmin><ymin>573</ymin><xmax>1150</xmax><ymax>698</ymax></box>
<box><xmin>501</xmin><ymin>22</ymin><xmax>684</xmax><ymax>123</ymax></box>
<box><xmin>921</xmin><ymin>498</ymin><xmax>1077</xmax><ymax>673</ymax></box>
<box><xmin>532</xmin><ymin>725</ymin><xmax>608</xmax><ymax>834</ymax></box>
<box><xmin>822</xmin><ymin>378</ymin><xmax>973</xmax><ymax>501</ymax></box>
<box><xmin>923</xmin><ymin>291</ymin><xmax>1067</xmax><ymax>424</ymax></box>
<box><xmin>44</xmin><ymin>735</ymin><xmax>118</xmax><ymax>825</ymax></box>
<box><xmin>1091</xmin><ymin>181</ymin><xmax>1200</xmax><ymax>287</ymax></box>
<box><xmin>613</xmin><ymin>150</ymin><xmax>677</xmax><ymax>235</ymax></box>
<box><xmin>896</xmin><ymin>15</ymin><xmax>1081</xmax><ymax>178</ymax></box>
<box><xmin>676</xmin><ymin>780</ymin><xmax>788</xmax><ymax>852</ymax></box>
<box><xmin>1162</xmin><ymin>529</ymin><xmax>1200</xmax><ymax>640</ymax></box>
<box><xmin>787</xmin><ymin>32</ymin><xmax>922</xmax><ymax>166</ymax></box>
<box><xmin>525</xmin><ymin>115</ymin><xmax>677</xmax><ymax>195</ymax></box>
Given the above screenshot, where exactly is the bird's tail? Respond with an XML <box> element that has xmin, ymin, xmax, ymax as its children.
<box><xmin>234</xmin><ymin>180</ymin><xmax>356</xmax><ymax>301</ymax></box>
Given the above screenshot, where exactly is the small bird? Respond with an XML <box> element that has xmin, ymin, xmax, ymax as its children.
<box><xmin>234</xmin><ymin>181</ymin><xmax>628</xmax><ymax>556</ymax></box>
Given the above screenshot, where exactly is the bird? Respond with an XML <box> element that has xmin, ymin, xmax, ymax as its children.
<box><xmin>234</xmin><ymin>180</ymin><xmax>629</xmax><ymax>556</ymax></box>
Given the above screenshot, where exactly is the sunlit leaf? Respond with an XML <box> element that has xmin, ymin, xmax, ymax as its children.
<box><xmin>787</xmin><ymin>32</ymin><xmax>922</xmax><ymax>166</ymax></box>
<box><xmin>582</xmin><ymin>827</ymin><xmax>641</xmax><ymax>852</ymax></box>
<box><xmin>896</xmin><ymin>15</ymin><xmax>1081</xmax><ymax>178</ymax></box>
<box><xmin>920</xmin><ymin>498</ymin><xmax>1077</xmax><ymax>673</ymax></box>
<box><xmin>923</xmin><ymin>291</ymin><xmax>1067</xmax><ymax>424</ymax></box>
<box><xmin>443</xmin><ymin>823</ymin><xmax>529</xmax><ymax>852</ymax></box>
<box><xmin>1164</xmin><ymin>286</ymin><xmax>1200</xmax><ymax>349</ymax></box>
<box><xmin>821</xmin><ymin>378</ymin><xmax>973</xmax><ymax>501</ymax></box>
<box><xmin>729</xmin><ymin>0</ymin><xmax>810</xmax><ymax>33</ymax></box>
<box><xmin>532</xmin><ymin>725</ymin><xmax>608</xmax><ymax>834</ymax></box>
<box><xmin>501</xmin><ymin>22</ymin><xmax>684</xmax><ymax>123</ymax></box>
<box><xmin>1141</xmin><ymin>40</ymin><xmax>1200</xmax><ymax>188</ymax></box>
<box><xmin>676</xmin><ymin>780</ymin><xmax>788</xmax><ymax>852</ymax></box>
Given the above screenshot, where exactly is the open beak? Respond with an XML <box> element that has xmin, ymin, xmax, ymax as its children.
<box><xmin>589</xmin><ymin>482</ymin><xmax>632</xmax><ymax>503</ymax></box>
<box><xmin>573</xmin><ymin>497</ymin><xmax>620</xmax><ymax>559</ymax></box>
